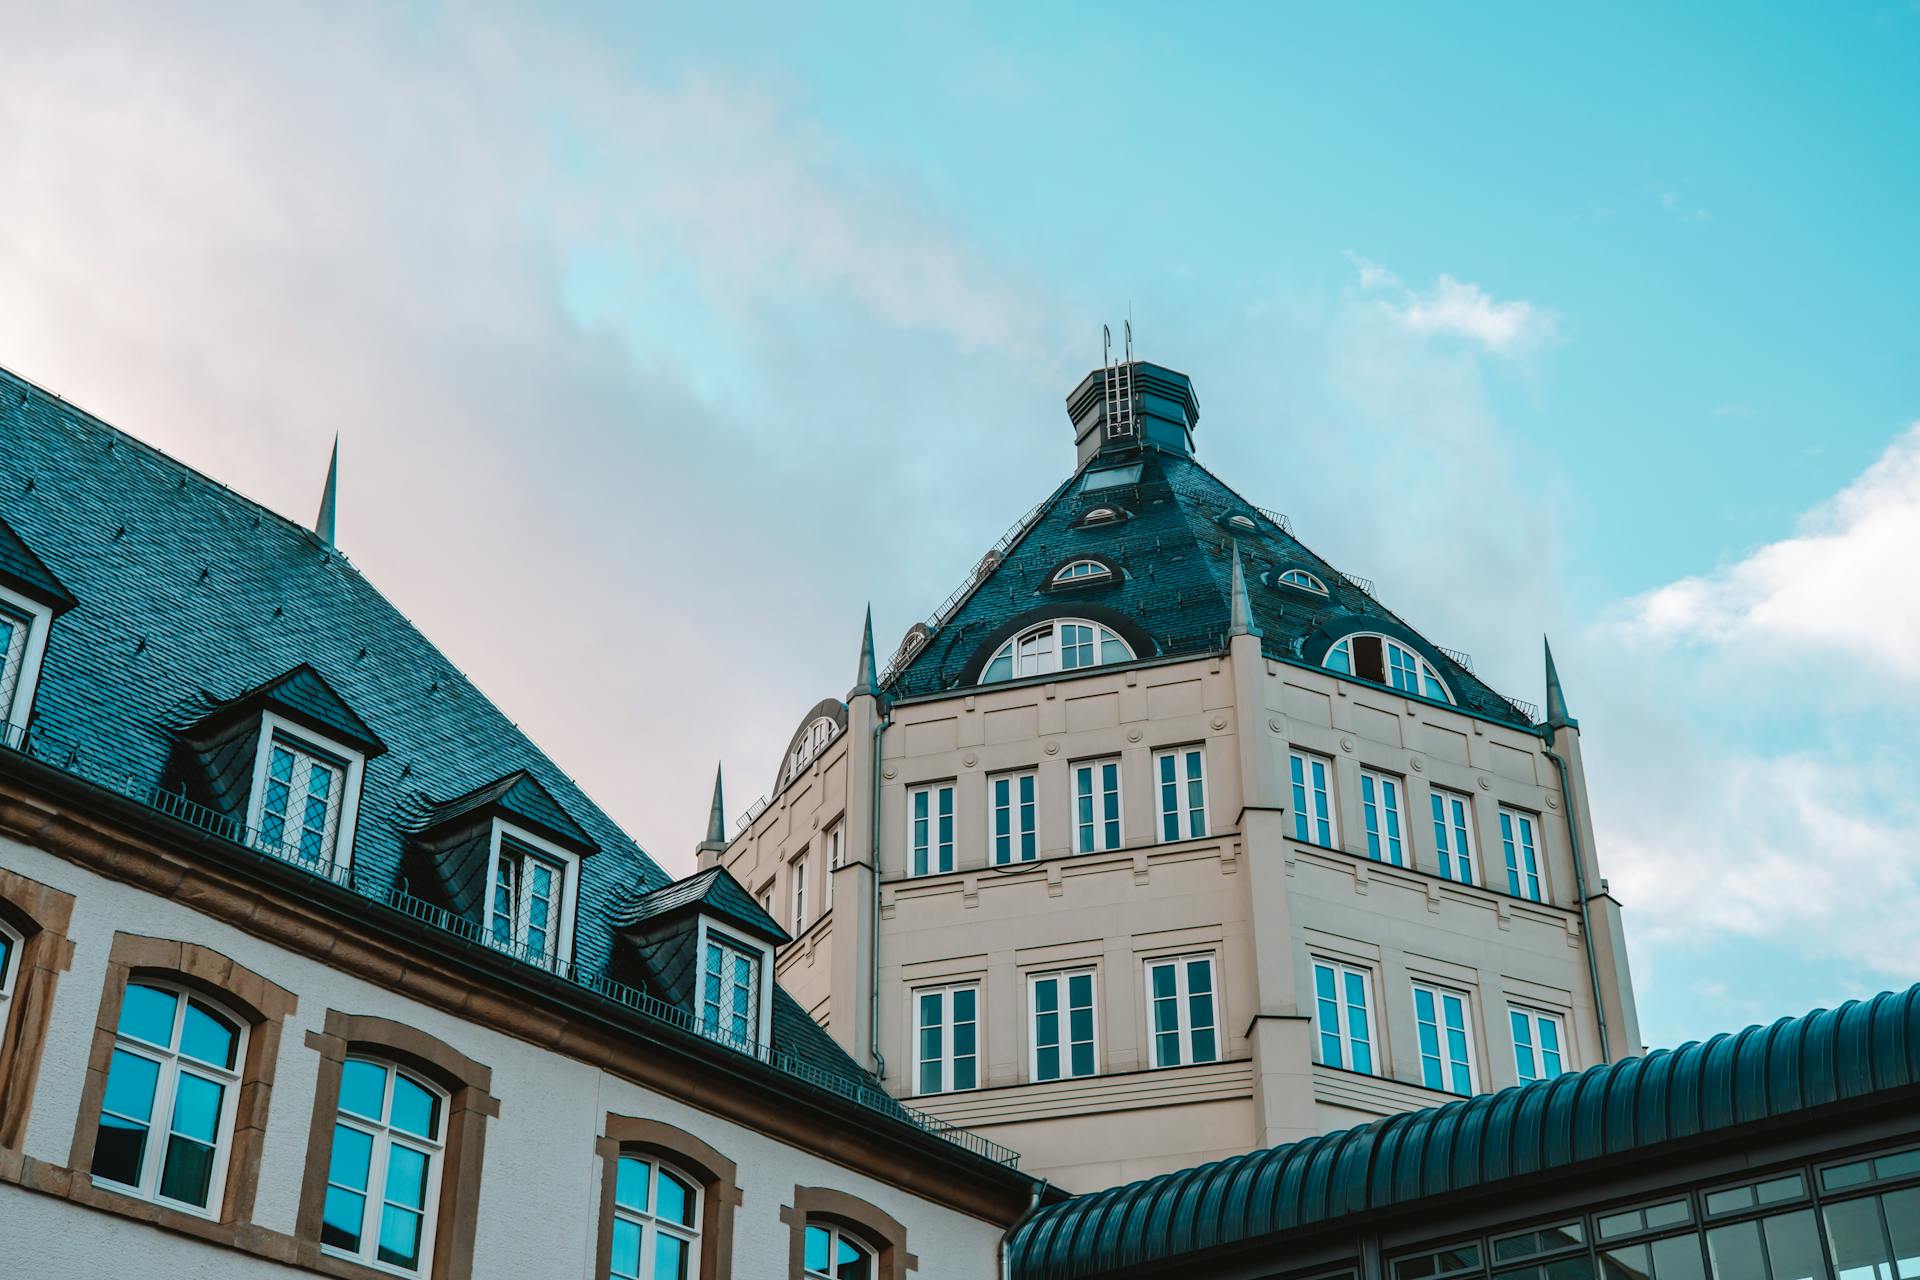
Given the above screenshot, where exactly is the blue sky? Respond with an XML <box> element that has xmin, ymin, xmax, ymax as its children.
<box><xmin>2</xmin><ymin>2</ymin><xmax>1917</xmax><ymax>1053</ymax></box>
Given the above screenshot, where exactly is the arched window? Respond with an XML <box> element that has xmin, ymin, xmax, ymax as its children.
<box><xmin>1080</xmin><ymin>506</ymin><xmax>1121</xmax><ymax>526</ymax></box>
<box><xmin>0</xmin><ymin>919</ymin><xmax>18</xmax><ymax>1055</ymax></box>
<box><xmin>611</xmin><ymin>1154</ymin><xmax>702</xmax><ymax>1279</ymax></box>
<box><xmin>1050</xmin><ymin>560</ymin><xmax>1112</xmax><ymax>586</ymax></box>
<box><xmin>1324</xmin><ymin>633</ymin><xmax>1453</xmax><ymax>703</ymax></box>
<box><xmin>1276</xmin><ymin>568</ymin><xmax>1328</xmax><ymax>595</ymax></box>
<box><xmin>90</xmin><ymin>980</ymin><xmax>247</xmax><ymax>1216</ymax></box>
<box><xmin>320</xmin><ymin>1058</ymin><xmax>448</xmax><ymax>1274</ymax></box>
<box><xmin>786</xmin><ymin>717</ymin><xmax>837</xmax><ymax>783</ymax></box>
<box><xmin>1226</xmin><ymin>513</ymin><xmax>1257</xmax><ymax>530</ymax></box>
<box><xmin>981</xmin><ymin>619</ymin><xmax>1134</xmax><ymax>683</ymax></box>
<box><xmin>805</xmin><ymin>1221</ymin><xmax>875</xmax><ymax>1279</ymax></box>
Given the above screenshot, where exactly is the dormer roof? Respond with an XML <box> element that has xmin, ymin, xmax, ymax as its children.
<box><xmin>184</xmin><ymin>661</ymin><xmax>387</xmax><ymax>757</ymax></box>
<box><xmin>613</xmin><ymin>865</ymin><xmax>790</xmax><ymax>948</ymax></box>
<box><xmin>409</xmin><ymin>768</ymin><xmax>599</xmax><ymax>855</ymax></box>
<box><xmin>0</xmin><ymin>510</ymin><xmax>77</xmax><ymax>614</ymax></box>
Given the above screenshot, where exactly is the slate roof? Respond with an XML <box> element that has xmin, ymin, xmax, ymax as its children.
<box><xmin>182</xmin><ymin>662</ymin><xmax>388</xmax><ymax>757</ymax></box>
<box><xmin>0</xmin><ymin>509</ymin><xmax>77</xmax><ymax>612</ymax></box>
<box><xmin>0</xmin><ymin>363</ymin><xmax>910</xmax><ymax>1139</ymax></box>
<box><xmin>614</xmin><ymin>865</ymin><xmax>791</xmax><ymax>946</ymax></box>
<box><xmin>409</xmin><ymin>769</ymin><xmax>598</xmax><ymax>854</ymax></box>
<box><xmin>886</xmin><ymin>438</ymin><xmax>1536</xmax><ymax>729</ymax></box>
<box><xmin>1009</xmin><ymin>983</ymin><xmax>1920</xmax><ymax>1280</ymax></box>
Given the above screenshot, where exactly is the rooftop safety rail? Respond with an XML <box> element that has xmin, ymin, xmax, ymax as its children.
<box><xmin>0</xmin><ymin>719</ymin><xmax>1023</xmax><ymax>1170</ymax></box>
<box><xmin>1253</xmin><ymin>506</ymin><xmax>1295</xmax><ymax>536</ymax></box>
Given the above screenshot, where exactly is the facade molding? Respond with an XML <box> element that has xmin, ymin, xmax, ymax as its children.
<box><xmin>594</xmin><ymin>1113</ymin><xmax>744</xmax><ymax>1280</ymax></box>
<box><xmin>0</xmin><ymin>864</ymin><xmax>75</xmax><ymax>1150</ymax></box>
<box><xmin>782</xmin><ymin>1183</ymin><xmax>919</xmax><ymax>1280</ymax></box>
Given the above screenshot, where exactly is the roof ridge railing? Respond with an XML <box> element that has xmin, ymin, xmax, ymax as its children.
<box><xmin>1253</xmin><ymin>507</ymin><xmax>1295</xmax><ymax>536</ymax></box>
<box><xmin>0</xmin><ymin>718</ymin><xmax>1021</xmax><ymax>1169</ymax></box>
<box><xmin>1436</xmin><ymin>645</ymin><xmax>1475</xmax><ymax>673</ymax></box>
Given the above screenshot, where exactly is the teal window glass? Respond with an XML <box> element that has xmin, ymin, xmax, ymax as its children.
<box><xmin>992</xmin><ymin>772</ymin><xmax>1037</xmax><ymax>864</ymax></box>
<box><xmin>611</xmin><ymin>1154</ymin><xmax>701</xmax><ymax>1279</ymax></box>
<box><xmin>1501</xmin><ymin>809</ymin><xmax>1543</xmax><ymax>901</ymax></box>
<box><xmin>1414</xmin><ymin>984</ymin><xmax>1473</xmax><ymax>1094</ymax></box>
<box><xmin>322</xmin><ymin>1058</ymin><xmax>444</xmax><ymax>1275</ymax></box>
<box><xmin>1156</xmin><ymin>748</ymin><xmax>1206</xmax><ymax>842</ymax></box>
<box><xmin>1361</xmin><ymin>770</ymin><xmax>1405</xmax><ymax>865</ymax></box>
<box><xmin>1074</xmin><ymin>760</ymin><xmax>1121</xmax><ymax>852</ymax></box>
<box><xmin>910</xmin><ymin>783</ymin><xmax>954</xmax><ymax>874</ymax></box>
<box><xmin>1313</xmin><ymin>960</ymin><xmax>1374</xmax><ymax>1074</ymax></box>
<box><xmin>1147</xmin><ymin>955</ymin><xmax>1218</xmax><ymax>1067</ymax></box>
<box><xmin>1511</xmin><ymin>1009</ymin><xmax>1567</xmax><ymax>1083</ymax></box>
<box><xmin>916</xmin><ymin>985</ymin><xmax>977</xmax><ymax>1094</ymax></box>
<box><xmin>700</xmin><ymin>934</ymin><xmax>762</xmax><ymax>1046</ymax></box>
<box><xmin>1290</xmin><ymin>751</ymin><xmax>1335</xmax><ymax>846</ymax></box>
<box><xmin>1032</xmin><ymin>971</ymin><xmax>1097</xmax><ymax>1081</ymax></box>
<box><xmin>804</xmin><ymin>1221</ymin><xmax>875</xmax><ymax>1279</ymax></box>
<box><xmin>1431</xmin><ymin>791</ymin><xmax>1476</xmax><ymax>883</ymax></box>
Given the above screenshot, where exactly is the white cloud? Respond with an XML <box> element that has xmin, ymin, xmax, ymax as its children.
<box><xmin>1622</xmin><ymin>423</ymin><xmax>1920</xmax><ymax>678</ymax></box>
<box><xmin>1345</xmin><ymin>254</ymin><xmax>1556</xmax><ymax>355</ymax></box>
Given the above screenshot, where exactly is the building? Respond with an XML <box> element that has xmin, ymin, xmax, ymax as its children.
<box><xmin>0</xmin><ymin>363</ymin><xmax>1049</xmax><ymax>1279</ymax></box>
<box><xmin>705</xmin><ymin>358</ymin><xmax>1642</xmax><ymax>1191</ymax></box>
<box><xmin>1005</xmin><ymin>982</ymin><xmax>1920</xmax><ymax>1280</ymax></box>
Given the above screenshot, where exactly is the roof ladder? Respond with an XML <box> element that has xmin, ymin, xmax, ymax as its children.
<box><xmin>1101</xmin><ymin>321</ymin><xmax>1136</xmax><ymax>442</ymax></box>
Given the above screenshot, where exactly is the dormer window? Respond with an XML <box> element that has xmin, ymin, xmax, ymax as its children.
<box><xmin>1076</xmin><ymin>505</ymin><xmax>1126</xmax><ymax>528</ymax></box>
<box><xmin>486</xmin><ymin>829</ymin><xmax>577</xmax><ymax>967</ymax></box>
<box><xmin>1227</xmin><ymin>513</ymin><xmax>1257</xmax><ymax>530</ymax></box>
<box><xmin>786</xmin><ymin>716</ymin><xmax>837</xmax><ymax>783</ymax></box>
<box><xmin>696</xmin><ymin>920</ymin><xmax>773</xmax><ymax>1053</ymax></box>
<box><xmin>1049</xmin><ymin>559</ymin><xmax>1115</xmax><ymax>587</ymax></box>
<box><xmin>1276</xmin><ymin>568</ymin><xmax>1329</xmax><ymax>595</ymax></box>
<box><xmin>0</xmin><ymin>510</ymin><xmax>76</xmax><ymax>745</ymax></box>
<box><xmin>1325</xmin><ymin>632</ymin><xmax>1454</xmax><ymax>703</ymax></box>
<box><xmin>981</xmin><ymin>618</ymin><xmax>1135</xmax><ymax>683</ymax></box>
<box><xmin>243</xmin><ymin>711</ymin><xmax>371</xmax><ymax>879</ymax></box>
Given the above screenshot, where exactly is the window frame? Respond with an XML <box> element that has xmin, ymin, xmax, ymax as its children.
<box><xmin>1028</xmin><ymin>968</ymin><xmax>1099</xmax><ymax>1083</ymax></box>
<box><xmin>1510</xmin><ymin>1006</ymin><xmax>1569</xmax><ymax>1084</ymax></box>
<box><xmin>907</xmin><ymin>781</ymin><xmax>956</xmax><ymax>876</ymax></box>
<box><xmin>1323</xmin><ymin>631</ymin><xmax>1455</xmax><ymax>704</ymax></box>
<box><xmin>1050</xmin><ymin>559</ymin><xmax>1115</xmax><ymax>586</ymax></box>
<box><xmin>911</xmin><ymin>982</ymin><xmax>980</xmax><ymax>1096</ymax></box>
<box><xmin>693</xmin><ymin>919</ymin><xmax>774</xmax><ymax>1055</ymax></box>
<box><xmin>596</xmin><ymin>1116</ymin><xmax>742</xmax><ymax>1280</ymax></box>
<box><xmin>824</xmin><ymin>823</ymin><xmax>843</xmax><ymax>910</ymax></box>
<box><xmin>981</xmin><ymin>617</ymin><xmax>1136</xmax><ymax>683</ymax></box>
<box><xmin>1144</xmin><ymin>953</ymin><xmax>1221</xmax><ymax>1069</ymax></box>
<box><xmin>785</xmin><ymin>716</ymin><xmax>838</xmax><ymax>785</ymax></box>
<box><xmin>1430</xmin><ymin>788</ymin><xmax>1478</xmax><ymax>886</ymax></box>
<box><xmin>1499</xmin><ymin>806</ymin><xmax>1545</xmax><ymax>902</ymax></box>
<box><xmin>1312</xmin><ymin>959</ymin><xmax>1377</xmax><ymax>1076</ymax></box>
<box><xmin>1412</xmin><ymin>981</ymin><xmax>1478</xmax><ymax>1095</ymax></box>
<box><xmin>782</xmin><ymin>1186</ymin><xmax>915</xmax><ymax>1280</ymax></box>
<box><xmin>1276</xmin><ymin>568</ymin><xmax>1329</xmax><ymax>595</ymax></box>
<box><xmin>481</xmin><ymin>819</ymin><xmax>583</xmax><ymax>970</ymax></box>
<box><xmin>989</xmin><ymin>769</ymin><xmax>1039</xmax><ymax>865</ymax></box>
<box><xmin>318</xmin><ymin>1056</ymin><xmax>449</xmax><ymax>1276</ymax></box>
<box><xmin>608</xmin><ymin>1151</ymin><xmax>703</xmax><ymax>1280</ymax></box>
<box><xmin>790</xmin><ymin>849</ymin><xmax>809</xmax><ymax>934</ymax></box>
<box><xmin>243</xmin><ymin>711</ymin><xmax>368</xmax><ymax>881</ymax></box>
<box><xmin>1359</xmin><ymin>769</ymin><xmax>1407</xmax><ymax>866</ymax></box>
<box><xmin>803</xmin><ymin>1221</ymin><xmax>877</xmax><ymax>1280</ymax></box>
<box><xmin>1289</xmin><ymin>750</ymin><xmax>1339</xmax><ymax>849</ymax></box>
<box><xmin>0</xmin><ymin>917</ymin><xmax>18</xmax><ymax>1056</ymax></box>
<box><xmin>1153</xmin><ymin>746</ymin><xmax>1208</xmax><ymax>843</ymax></box>
<box><xmin>1071</xmin><ymin>757</ymin><xmax>1124</xmax><ymax>854</ymax></box>
<box><xmin>0</xmin><ymin>581</ymin><xmax>55</xmax><ymax>741</ymax></box>
<box><xmin>0</xmin><ymin>868</ymin><xmax>75</xmax><ymax>1153</ymax></box>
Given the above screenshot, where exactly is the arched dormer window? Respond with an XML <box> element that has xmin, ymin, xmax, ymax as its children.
<box><xmin>981</xmin><ymin>619</ymin><xmax>1134</xmax><ymax>683</ymax></box>
<box><xmin>786</xmin><ymin>717</ymin><xmax>836</xmax><ymax>783</ymax></box>
<box><xmin>1276</xmin><ymin>568</ymin><xmax>1328</xmax><ymax>595</ymax></box>
<box><xmin>1074</xmin><ymin>505</ymin><xmax>1127</xmax><ymax>529</ymax></box>
<box><xmin>1325</xmin><ymin>632</ymin><xmax>1454</xmax><ymax>703</ymax></box>
<box><xmin>1046</xmin><ymin>558</ymin><xmax>1118</xmax><ymax>593</ymax></box>
<box><xmin>1226</xmin><ymin>513</ymin><xmax>1257</xmax><ymax>530</ymax></box>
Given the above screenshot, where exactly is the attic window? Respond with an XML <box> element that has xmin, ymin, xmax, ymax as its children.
<box><xmin>486</xmin><ymin>828</ymin><xmax>579</xmax><ymax>969</ymax></box>
<box><xmin>1076</xmin><ymin>505</ymin><xmax>1127</xmax><ymax>529</ymax></box>
<box><xmin>244</xmin><ymin>714</ymin><xmax>368</xmax><ymax>880</ymax></box>
<box><xmin>1081</xmin><ymin>463</ymin><xmax>1142</xmax><ymax>493</ymax></box>
<box><xmin>1227</xmin><ymin>513</ymin><xmax>1257</xmax><ymax>530</ymax></box>
<box><xmin>786</xmin><ymin>716</ymin><xmax>837</xmax><ymax>783</ymax></box>
<box><xmin>981</xmin><ymin>619</ymin><xmax>1134</xmax><ymax>683</ymax></box>
<box><xmin>696</xmin><ymin>920</ymin><xmax>772</xmax><ymax>1054</ymax></box>
<box><xmin>1277</xmin><ymin>569</ymin><xmax>1328</xmax><ymax>595</ymax></box>
<box><xmin>1325</xmin><ymin>633</ymin><xmax>1454</xmax><ymax>703</ymax></box>
<box><xmin>0</xmin><ymin>584</ymin><xmax>55</xmax><ymax>743</ymax></box>
<box><xmin>1050</xmin><ymin>560</ymin><xmax>1113</xmax><ymax>587</ymax></box>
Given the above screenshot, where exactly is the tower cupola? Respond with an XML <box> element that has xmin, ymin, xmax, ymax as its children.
<box><xmin>1064</xmin><ymin>359</ymin><xmax>1199</xmax><ymax>467</ymax></box>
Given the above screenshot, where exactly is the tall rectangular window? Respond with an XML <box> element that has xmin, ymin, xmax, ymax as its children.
<box><xmin>824</xmin><ymin>823</ymin><xmax>843</xmax><ymax>909</ymax></box>
<box><xmin>1359</xmin><ymin>770</ymin><xmax>1405</xmax><ymax>866</ymax></box>
<box><xmin>1072</xmin><ymin>759</ymin><xmax>1122</xmax><ymax>853</ymax></box>
<box><xmin>1312</xmin><ymin>960</ymin><xmax>1375</xmax><ymax>1075</ymax></box>
<box><xmin>1145</xmin><ymin>954</ymin><xmax>1218</xmax><ymax>1068</ymax></box>
<box><xmin>1413</xmin><ymin>983</ymin><xmax>1475</xmax><ymax>1095</ymax></box>
<box><xmin>990</xmin><ymin>771</ymin><xmax>1038</xmax><ymax>865</ymax></box>
<box><xmin>909</xmin><ymin>783</ymin><xmax>955</xmax><ymax>876</ymax></box>
<box><xmin>258</xmin><ymin>735</ymin><xmax>343</xmax><ymax>867</ymax></box>
<box><xmin>1289</xmin><ymin>751</ymin><xmax>1337</xmax><ymax>847</ymax></box>
<box><xmin>1430</xmin><ymin>790</ymin><xmax>1476</xmax><ymax>884</ymax></box>
<box><xmin>914</xmin><ymin>985</ymin><xmax>978</xmax><ymax>1095</ymax></box>
<box><xmin>1500</xmin><ymin>808</ymin><xmax>1543</xmax><ymax>902</ymax></box>
<box><xmin>1030</xmin><ymin>970</ymin><xmax>1097</xmax><ymax>1082</ymax></box>
<box><xmin>701</xmin><ymin>934</ymin><xmax>762</xmax><ymax>1048</ymax></box>
<box><xmin>790</xmin><ymin>853</ymin><xmax>808</xmax><ymax>933</ymax></box>
<box><xmin>1510</xmin><ymin>1008</ymin><xmax>1567</xmax><ymax>1083</ymax></box>
<box><xmin>489</xmin><ymin>840</ymin><xmax>565</xmax><ymax>964</ymax></box>
<box><xmin>1154</xmin><ymin>747</ymin><xmax>1208</xmax><ymax>842</ymax></box>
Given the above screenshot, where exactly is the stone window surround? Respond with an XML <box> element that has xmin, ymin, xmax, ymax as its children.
<box><xmin>593</xmin><ymin>1113</ymin><xmax>743</xmax><ymax>1280</ymax></box>
<box><xmin>295</xmin><ymin>1009</ymin><xmax>498</xmax><ymax>1280</ymax></box>
<box><xmin>65</xmin><ymin>932</ymin><xmax>298</xmax><ymax>1235</ymax></box>
<box><xmin>780</xmin><ymin>1184</ymin><xmax>917</xmax><ymax>1280</ymax></box>
<box><xmin>0</xmin><ymin>864</ymin><xmax>76</xmax><ymax>1151</ymax></box>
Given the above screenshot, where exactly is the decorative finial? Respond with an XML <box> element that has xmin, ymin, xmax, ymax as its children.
<box><xmin>1544</xmin><ymin>635</ymin><xmax>1578</xmax><ymax>731</ymax></box>
<box><xmin>314</xmin><ymin>435</ymin><xmax>339</xmax><ymax>547</ymax></box>
<box><xmin>1228</xmin><ymin>542</ymin><xmax>1262</xmax><ymax>639</ymax></box>
<box><xmin>852</xmin><ymin>604</ymin><xmax>879</xmax><ymax>698</ymax></box>
<box><xmin>700</xmin><ymin>764</ymin><xmax>727</xmax><ymax>850</ymax></box>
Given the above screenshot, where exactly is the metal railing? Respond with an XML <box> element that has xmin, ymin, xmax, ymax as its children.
<box><xmin>1254</xmin><ymin>506</ymin><xmax>1295</xmax><ymax>536</ymax></box>
<box><xmin>0</xmin><ymin>718</ymin><xmax>1021</xmax><ymax>1169</ymax></box>
<box><xmin>1337</xmin><ymin>570</ymin><xmax>1376</xmax><ymax>598</ymax></box>
<box><xmin>1436</xmin><ymin>645</ymin><xmax>1475</xmax><ymax>674</ymax></box>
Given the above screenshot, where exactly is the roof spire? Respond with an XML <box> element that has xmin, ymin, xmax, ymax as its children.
<box><xmin>313</xmin><ymin>435</ymin><xmax>339</xmax><ymax>547</ymax></box>
<box><xmin>1544</xmin><ymin>635</ymin><xmax>1578</xmax><ymax>731</ymax></box>
<box><xmin>852</xmin><ymin>604</ymin><xmax>879</xmax><ymax>698</ymax></box>
<box><xmin>698</xmin><ymin>763</ymin><xmax>727</xmax><ymax>854</ymax></box>
<box><xmin>1228</xmin><ymin>541</ymin><xmax>1262</xmax><ymax>639</ymax></box>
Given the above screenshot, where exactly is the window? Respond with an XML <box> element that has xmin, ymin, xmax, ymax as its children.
<box><xmin>487</xmin><ymin>833</ymin><xmax>573</xmax><ymax>966</ymax></box>
<box><xmin>1511</xmin><ymin>1008</ymin><xmax>1568</xmax><ymax>1084</ymax></box>
<box><xmin>804</xmin><ymin>1222</ymin><xmax>875</xmax><ymax>1279</ymax></box>
<box><xmin>981</xmin><ymin>618</ymin><xmax>1134</xmax><ymax>683</ymax></box>
<box><xmin>700</xmin><ymin>929</ymin><xmax>765</xmax><ymax>1050</ymax></box>
<box><xmin>1820</xmin><ymin>1186</ymin><xmax>1920</xmax><ymax>1280</ymax></box>
<box><xmin>1277</xmin><ymin>568</ymin><xmax>1328</xmax><ymax>595</ymax></box>
<box><xmin>253</xmin><ymin>732</ymin><xmax>346</xmax><ymax>868</ymax></box>
<box><xmin>1030</xmin><ymin>970</ymin><xmax>1097</xmax><ymax>1082</ymax></box>
<box><xmin>990</xmin><ymin>771</ymin><xmax>1037</xmax><ymax>865</ymax></box>
<box><xmin>824</xmin><ymin>823</ymin><xmax>843</xmax><ymax>910</ymax></box>
<box><xmin>1312</xmin><ymin>960</ymin><xmax>1375</xmax><ymax>1074</ymax></box>
<box><xmin>1072</xmin><ymin>758</ymin><xmax>1122</xmax><ymax>853</ymax></box>
<box><xmin>1430</xmin><ymin>790</ymin><xmax>1477</xmax><ymax>884</ymax></box>
<box><xmin>790</xmin><ymin>853</ymin><xmax>808</xmax><ymax>933</ymax></box>
<box><xmin>1324</xmin><ymin>633</ymin><xmax>1453</xmax><ymax>703</ymax></box>
<box><xmin>1227</xmin><ymin>513</ymin><xmax>1257</xmax><ymax>529</ymax></box>
<box><xmin>786</xmin><ymin>717</ymin><xmax>837</xmax><ymax>785</ymax></box>
<box><xmin>0</xmin><ymin>919</ymin><xmax>17</xmax><ymax>1055</ymax></box>
<box><xmin>90</xmin><ymin>981</ymin><xmax>245</xmax><ymax>1216</ymax></box>
<box><xmin>1413</xmin><ymin>984</ymin><xmax>1475</xmax><ymax>1095</ymax></box>
<box><xmin>1146</xmin><ymin>954</ymin><xmax>1218</xmax><ymax>1068</ymax></box>
<box><xmin>1500</xmin><ymin>808</ymin><xmax>1543</xmax><ymax>901</ymax></box>
<box><xmin>1290</xmin><ymin>751</ymin><xmax>1337</xmax><ymax>848</ymax></box>
<box><xmin>908</xmin><ymin>783</ymin><xmax>955</xmax><ymax>876</ymax></box>
<box><xmin>1081</xmin><ymin>462</ymin><xmax>1142</xmax><ymax>492</ymax></box>
<box><xmin>1051</xmin><ymin>559</ymin><xmax>1113</xmax><ymax>586</ymax></box>
<box><xmin>1078</xmin><ymin>505</ymin><xmax>1123</xmax><ymax>527</ymax></box>
<box><xmin>321</xmin><ymin>1058</ymin><xmax>446</xmax><ymax>1275</ymax></box>
<box><xmin>913</xmin><ymin>985</ymin><xmax>978</xmax><ymax>1095</ymax></box>
<box><xmin>610</xmin><ymin>1154</ymin><xmax>701</xmax><ymax>1280</ymax></box>
<box><xmin>0</xmin><ymin>583</ymin><xmax>55</xmax><ymax>739</ymax></box>
<box><xmin>1360</xmin><ymin>770</ymin><xmax>1405</xmax><ymax>866</ymax></box>
<box><xmin>1155</xmin><ymin>747</ymin><xmax>1207</xmax><ymax>842</ymax></box>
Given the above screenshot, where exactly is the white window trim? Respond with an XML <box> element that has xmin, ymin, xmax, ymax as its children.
<box><xmin>1323</xmin><ymin>631</ymin><xmax>1456</xmax><ymax>704</ymax></box>
<box><xmin>1071</xmin><ymin>757</ymin><xmax>1124</xmax><ymax>854</ymax></box>
<box><xmin>92</xmin><ymin>980</ymin><xmax>248</xmax><ymax>1221</ymax></box>
<box><xmin>1050</xmin><ymin>559</ymin><xmax>1114</xmax><ymax>585</ymax></box>
<box><xmin>1153</xmin><ymin>746</ymin><xmax>1209</xmax><ymax>843</ymax></box>
<box><xmin>0</xmin><ymin>582</ymin><xmax>54</xmax><ymax>740</ymax></box>
<box><xmin>1498</xmin><ymin>806</ymin><xmax>1545</xmax><ymax>902</ymax></box>
<box><xmin>1509</xmin><ymin>1005</ymin><xmax>1570</xmax><ymax>1083</ymax></box>
<box><xmin>480</xmin><ymin>819</ymin><xmax>583</xmax><ymax>968</ymax></box>
<box><xmin>790</xmin><ymin>850</ymin><xmax>809</xmax><ymax>933</ymax></box>
<box><xmin>692</xmin><ymin>916</ymin><xmax>774</xmax><ymax>1057</ymax></box>
<box><xmin>988</xmin><ymin>769</ymin><xmax>1038</xmax><ymax>866</ymax></box>
<box><xmin>612</xmin><ymin>1154</ymin><xmax>703</xmax><ymax>1280</ymax></box>
<box><xmin>1288</xmin><ymin>749</ymin><xmax>1339</xmax><ymax>849</ymax></box>
<box><xmin>1358</xmin><ymin>769</ymin><xmax>1406</xmax><ymax>867</ymax></box>
<box><xmin>1412</xmin><ymin>981</ymin><xmax>1478</xmax><ymax>1096</ymax></box>
<box><xmin>1027</xmin><ymin>968</ymin><xmax>1099</xmax><ymax>1082</ymax></box>
<box><xmin>321</xmin><ymin>1058</ymin><xmax>448</xmax><ymax>1277</ymax></box>
<box><xmin>912</xmin><ymin>982</ymin><xmax>979</xmax><ymax>1096</ymax></box>
<box><xmin>1429</xmin><ymin>788</ymin><xmax>1478</xmax><ymax>886</ymax></box>
<box><xmin>1277</xmin><ymin>569</ymin><xmax>1329</xmax><ymax>595</ymax></box>
<box><xmin>0</xmin><ymin>917</ymin><xmax>18</xmax><ymax>1053</ymax></box>
<box><xmin>805</xmin><ymin>1222</ymin><xmax>875</xmax><ymax>1280</ymax></box>
<box><xmin>907</xmin><ymin>781</ymin><xmax>957</xmax><ymax>876</ymax></box>
<box><xmin>1311</xmin><ymin>958</ymin><xmax>1377</xmax><ymax>1075</ymax></box>
<box><xmin>982</xmin><ymin>618</ymin><xmax>1136</xmax><ymax>683</ymax></box>
<box><xmin>786</xmin><ymin>716</ymin><xmax>838</xmax><ymax>785</ymax></box>
<box><xmin>824</xmin><ymin>823</ymin><xmax>843</xmax><ymax>910</ymax></box>
<box><xmin>1144</xmin><ymin>953</ymin><xmax>1220</xmax><ymax>1069</ymax></box>
<box><xmin>243</xmin><ymin>711</ymin><xmax>368</xmax><ymax>879</ymax></box>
